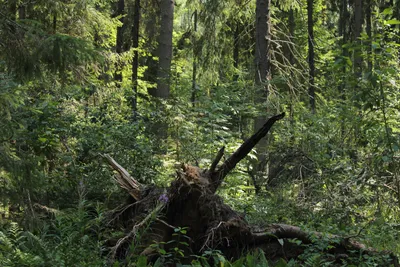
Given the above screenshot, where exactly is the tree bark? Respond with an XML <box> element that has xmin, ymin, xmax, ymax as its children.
<box><xmin>339</xmin><ymin>0</ymin><xmax>348</xmax><ymax>139</ymax></box>
<box><xmin>156</xmin><ymin>0</ymin><xmax>174</xmax><ymax>99</ymax></box>
<box><xmin>288</xmin><ymin>8</ymin><xmax>295</xmax><ymax>143</ymax></box>
<box><xmin>253</xmin><ymin>0</ymin><xmax>271</xmax><ymax>195</ymax></box>
<box><xmin>233</xmin><ymin>20</ymin><xmax>240</xmax><ymax>81</ymax></box>
<box><xmin>354</xmin><ymin>0</ymin><xmax>362</xmax><ymax>77</ymax></box>
<box><xmin>255</xmin><ymin>0</ymin><xmax>271</xmax><ymax>88</ymax></box>
<box><xmin>307</xmin><ymin>0</ymin><xmax>315</xmax><ymax>113</ymax></box>
<box><xmin>365</xmin><ymin>0</ymin><xmax>372</xmax><ymax>72</ymax></box>
<box><xmin>191</xmin><ymin>10</ymin><xmax>197</xmax><ymax>107</ymax></box>
<box><xmin>18</xmin><ymin>3</ymin><xmax>25</xmax><ymax>20</ymax></box>
<box><xmin>131</xmin><ymin>0</ymin><xmax>140</xmax><ymax>118</ymax></box>
<box><xmin>115</xmin><ymin>0</ymin><xmax>126</xmax><ymax>83</ymax></box>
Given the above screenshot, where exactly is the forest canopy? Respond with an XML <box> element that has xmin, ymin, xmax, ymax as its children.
<box><xmin>1</xmin><ymin>0</ymin><xmax>400</xmax><ymax>266</ymax></box>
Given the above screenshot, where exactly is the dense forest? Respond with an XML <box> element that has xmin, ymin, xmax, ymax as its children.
<box><xmin>1</xmin><ymin>0</ymin><xmax>400</xmax><ymax>266</ymax></box>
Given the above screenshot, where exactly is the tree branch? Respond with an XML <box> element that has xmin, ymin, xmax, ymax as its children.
<box><xmin>209</xmin><ymin>146</ymin><xmax>225</xmax><ymax>174</ymax></box>
<box><xmin>103</xmin><ymin>154</ymin><xmax>143</xmax><ymax>200</ymax></box>
<box><xmin>210</xmin><ymin>113</ymin><xmax>285</xmax><ymax>192</ymax></box>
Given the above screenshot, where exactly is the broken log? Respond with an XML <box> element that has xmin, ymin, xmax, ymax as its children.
<box><xmin>103</xmin><ymin>154</ymin><xmax>143</xmax><ymax>201</ymax></box>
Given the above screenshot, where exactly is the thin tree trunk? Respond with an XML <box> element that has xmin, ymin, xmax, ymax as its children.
<box><xmin>354</xmin><ymin>0</ymin><xmax>362</xmax><ymax>77</ymax></box>
<box><xmin>131</xmin><ymin>0</ymin><xmax>140</xmax><ymax>118</ymax></box>
<box><xmin>115</xmin><ymin>0</ymin><xmax>125</xmax><ymax>83</ymax></box>
<box><xmin>156</xmin><ymin>0</ymin><xmax>174</xmax><ymax>99</ymax></box>
<box><xmin>288</xmin><ymin>8</ymin><xmax>295</xmax><ymax>144</ymax></box>
<box><xmin>144</xmin><ymin>2</ymin><xmax>159</xmax><ymax>94</ymax></box>
<box><xmin>353</xmin><ymin>0</ymin><xmax>363</xmax><ymax>153</ymax></box>
<box><xmin>366</xmin><ymin>0</ymin><xmax>372</xmax><ymax>72</ymax></box>
<box><xmin>8</xmin><ymin>0</ymin><xmax>17</xmax><ymax>32</ymax></box>
<box><xmin>191</xmin><ymin>10</ymin><xmax>197</xmax><ymax>106</ymax></box>
<box><xmin>18</xmin><ymin>3</ymin><xmax>25</xmax><ymax>19</ymax></box>
<box><xmin>307</xmin><ymin>0</ymin><xmax>315</xmax><ymax>113</ymax></box>
<box><xmin>339</xmin><ymin>0</ymin><xmax>348</xmax><ymax>139</ymax></box>
<box><xmin>255</xmin><ymin>0</ymin><xmax>271</xmax><ymax>88</ymax></box>
<box><xmin>394</xmin><ymin>0</ymin><xmax>400</xmax><ymax>62</ymax></box>
<box><xmin>53</xmin><ymin>12</ymin><xmax>57</xmax><ymax>34</ymax></box>
<box><xmin>233</xmin><ymin>20</ymin><xmax>240</xmax><ymax>82</ymax></box>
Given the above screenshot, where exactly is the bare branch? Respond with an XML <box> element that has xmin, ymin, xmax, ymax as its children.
<box><xmin>210</xmin><ymin>113</ymin><xmax>285</xmax><ymax>192</ymax></box>
<box><xmin>103</xmin><ymin>154</ymin><xmax>143</xmax><ymax>200</ymax></box>
<box><xmin>209</xmin><ymin>146</ymin><xmax>225</xmax><ymax>174</ymax></box>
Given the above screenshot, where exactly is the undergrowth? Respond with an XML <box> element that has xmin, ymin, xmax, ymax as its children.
<box><xmin>1</xmin><ymin>197</ymin><xmax>397</xmax><ymax>267</ymax></box>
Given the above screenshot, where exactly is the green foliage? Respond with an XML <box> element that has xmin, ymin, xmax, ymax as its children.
<box><xmin>1</xmin><ymin>0</ymin><xmax>400</xmax><ymax>265</ymax></box>
<box><xmin>0</xmin><ymin>222</ymin><xmax>44</xmax><ymax>266</ymax></box>
<box><xmin>0</xmin><ymin>201</ymin><xmax>106</xmax><ymax>267</ymax></box>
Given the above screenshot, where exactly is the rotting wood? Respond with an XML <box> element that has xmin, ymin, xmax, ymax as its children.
<box><xmin>103</xmin><ymin>154</ymin><xmax>143</xmax><ymax>200</ymax></box>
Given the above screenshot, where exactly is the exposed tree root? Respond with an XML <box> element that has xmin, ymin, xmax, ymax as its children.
<box><xmin>104</xmin><ymin>114</ymin><xmax>399</xmax><ymax>266</ymax></box>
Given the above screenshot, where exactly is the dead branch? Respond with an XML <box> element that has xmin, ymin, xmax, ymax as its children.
<box><xmin>209</xmin><ymin>146</ymin><xmax>225</xmax><ymax>174</ymax></box>
<box><xmin>103</xmin><ymin>154</ymin><xmax>143</xmax><ymax>200</ymax></box>
<box><xmin>211</xmin><ymin>113</ymin><xmax>285</xmax><ymax>192</ymax></box>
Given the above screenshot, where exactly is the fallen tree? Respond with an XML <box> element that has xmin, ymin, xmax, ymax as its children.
<box><xmin>103</xmin><ymin>113</ymin><xmax>399</xmax><ymax>266</ymax></box>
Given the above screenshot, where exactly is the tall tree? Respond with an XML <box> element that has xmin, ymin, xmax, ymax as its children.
<box><xmin>233</xmin><ymin>19</ymin><xmax>240</xmax><ymax>82</ymax></box>
<box><xmin>307</xmin><ymin>0</ymin><xmax>315</xmax><ymax>113</ymax></box>
<box><xmin>288</xmin><ymin>8</ymin><xmax>295</xmax><ymax>140</ymax></box>
<box><xmin>365</xmin><ymin>0</ymin><xmax>372</xmax><ymax>72</ymax></box>
<box><xmin>338</xmin><ymin>0</ymin><xmax>348</xmax><ymax>138</ymax></box>
<box><xmin>156</xmin><ymin>0</ymin><xmax>174</xmax><ymax>99</ymax></box>
<box><xmin>255</xmin><ymin>0</ymin><xmax>271</xmax><ymax>88</ymax></box>
<box><xmin>131</xmin><ymin>0</ymin><xmax>140</xmax><ymax>117</ymax></box>
<box><xmin>253</xmin><ymin>0</ymin><xmax>271</xmax><ymax>194</ymax></box>
<box><xmin>354</xmin><ymin>0</ymin><xmax>362</xmax><ymax>77</ymax></box>
<box><xmin>115</xmin><ymin>0</ymin><xmax>126</xmax><ymax>83</ymax></box>
<box><xmin>191</xmin><ymin>10</ymin><xmax>197</xmax><ymax>106</ymax></box>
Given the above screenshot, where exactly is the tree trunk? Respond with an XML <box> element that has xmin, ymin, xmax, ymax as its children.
<box><xmin>18</xmin><ymin>3</ymin><xmax>26</xmax><ymax>20</ymax></box>
<box><xmin>339</xmin><ymin>0</ymin><xmax>348</xmax><ymax>139</ymax></box>
<box><xmin>115</xmin><ymin>0</ymin><xmax>125</xmax><ymax>83</ymax></box>
<box><xmin>156</xmin><ymin>0</ymin><xmax>174</xmax><ymax>99</ymax></box>
<box><xmin>255</xmin><ymin>0</ymin><xmax>271</xmax><ymax>88</ymax></box>
<box><xmin>365</xmin><ymin>0</ymin><xmax>372</xmax><ymax>72</ymax></box>
<box><xmin>253</xmin><ymin>0</ymin><xmax>271</xmax><ymax>195</ymax></box>
<box><xmin>131</xmin><ymin>0</ymin><xmax>140</xmax><ymax>118</ymax></box>
<box><xmin>288</xmin><ymin>8</ymin><xmax>295</xmax><ymax>143</ymax></box>
<box><xmin>191</xmin><ymin>10</ymin><xmax>197</xmax><ymax>107</ymax></box>
<box><xmin>233</xmin><ymin>20</ymin><xmax>240</xmax><ymax>82</ymax></box>
<box><xmin>354</xmin><ymin>0</ymin><xmax>362</xmax><ymax>77</ymax></box>
<box><xmin>307</xmin><ymin>0</ymin><xmax>315</xmax><ymax>113</ymax></box>
<box><xmin>8</xmin><ymin>0</ymin><xmax>17</xmax><ymax>32</ymax></box>
<box><xmin>393</xmin><ymin>0</ymin><xmax>400</xmax><ymax>62</ymax></box>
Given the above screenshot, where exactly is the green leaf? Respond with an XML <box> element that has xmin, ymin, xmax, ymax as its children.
<box><xmin>38</xmin><ymin>137</ymin><xmax>47</xmax><ymax>143</ymax></box>
<box><xmin>275</xmin><ymin>258</ymin><xmax>288</xmax><ymax>267</ymax></box>
<box><xmin>246</xmin><ymin>253</ymin><xmax>255</xmax><ymax>266</ymax></box>
<box><xmin>382</xmin><ymin>7</ymin><xmax>393</xmax><ymax>15</ymax></box>
<box><xmin>136</xmin><ymin>255</ymin><xmax>147</xmax><ymax>267</ymax></box>
<box><xmin>385</xmin><ymin>19</ymin><xmax>400</xmax><ymax>25</ymax></box>
<box><xmin>231</xmin><ymin>257</ymin><xmax>244</xmax><ymax>267</ymax></box>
